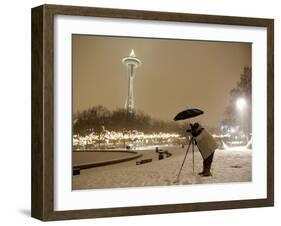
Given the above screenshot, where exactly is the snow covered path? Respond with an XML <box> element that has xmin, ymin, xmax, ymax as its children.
<box><xmin>73</xmin><ymin>146</ymin><xmax>252</xmax><ymax>190</ymax></box>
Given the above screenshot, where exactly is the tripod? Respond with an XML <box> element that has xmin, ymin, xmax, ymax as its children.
<box><xmin>176</xmin><ymin>136</ymin><xmax>197</xmax><ymax>180</ymax></box>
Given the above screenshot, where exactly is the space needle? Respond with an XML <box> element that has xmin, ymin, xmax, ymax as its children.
<box><xmin>122</xmin><ymin>49</ymin><xmax>142</xmax><ymax>113</ymax></box>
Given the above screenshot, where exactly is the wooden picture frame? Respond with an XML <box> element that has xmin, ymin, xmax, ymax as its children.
<box><xmin>31</xmin><ymin>4</ymin><xmax>274</xmax><ymax>221</ymax></box>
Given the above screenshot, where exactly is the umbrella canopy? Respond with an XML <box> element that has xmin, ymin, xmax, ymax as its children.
<box><xmin>173</xmin><ymin>108</ymin><xmax>204</xmax><ymax>121</ymax></box>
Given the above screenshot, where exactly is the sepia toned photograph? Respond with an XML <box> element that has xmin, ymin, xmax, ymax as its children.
<box><xmin>72</xmin><ymin>35</ymin><xmax>252</xmax><ymax>190</ymax></box>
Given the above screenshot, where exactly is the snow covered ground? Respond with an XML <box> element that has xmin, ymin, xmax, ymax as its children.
<box><xmin>72</xmin><ymin>145</ymin><xmax>252</xmax><ymax>190</ymax></box>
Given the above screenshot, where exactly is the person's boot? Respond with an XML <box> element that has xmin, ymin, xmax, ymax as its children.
<box><xmin>198</xmin><ymin>170</ymin><xmax>205</xmax><ymax>176</ymax></box>
<box><xmin>201</xmin><ymin>169</ymin><xmax>212</xmax><ymax>177</ymax></box>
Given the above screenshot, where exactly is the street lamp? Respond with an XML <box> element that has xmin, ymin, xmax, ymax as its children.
<box><xmin>236</xmin><ymin>97</ymin><xmax>247</xmax><ymax>138</ymax></box>
<box><xmin>236</xmin><ymin>98</ymin><xmax>246</xmax><ymax>111</ymax></box>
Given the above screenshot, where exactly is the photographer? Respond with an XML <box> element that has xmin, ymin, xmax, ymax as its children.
<box><xmin>189</xmin><ymin>123</ymin><xmax>218</xmax><ymax>177</ymax></box>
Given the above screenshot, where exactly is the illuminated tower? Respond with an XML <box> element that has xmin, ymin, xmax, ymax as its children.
<box><xmin>122</xmin><ymin>49</ymin><xmax>142</xmax><ymax>113</ymax></box>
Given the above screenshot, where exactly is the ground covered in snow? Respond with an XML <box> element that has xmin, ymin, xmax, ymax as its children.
<box><xmin>72</xmin><ymin>145</ymin><xmax>252</xmax><ymax>190</ymax></box>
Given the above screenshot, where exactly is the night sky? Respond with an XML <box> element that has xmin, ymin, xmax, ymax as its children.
<box><xmin>72</xmin><ymin>35</ymin><xmax>251</xmax><ymax>128</ymax></box>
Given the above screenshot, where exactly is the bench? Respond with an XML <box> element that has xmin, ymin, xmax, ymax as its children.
<box><xmin>158</xmin><ymin>150</ymin><xmax>172</xmax><ymax>159</ymax></box>
<box><xmin>136</xmin><ymin>158</ymin><xmax>152</xmax><ymax>165</ymax></box>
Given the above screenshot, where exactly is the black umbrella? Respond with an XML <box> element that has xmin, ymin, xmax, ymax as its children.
<box><xmin>173</xmin><ymin>108</ymin><xmax>204</xmax><ymax>121</ymax></box>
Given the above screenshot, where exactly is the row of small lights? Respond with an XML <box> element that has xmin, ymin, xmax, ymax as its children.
<box><xmin>73</xmin><ymin>131</ymin><xmax>183</xmax><ymax>146</ymax></box>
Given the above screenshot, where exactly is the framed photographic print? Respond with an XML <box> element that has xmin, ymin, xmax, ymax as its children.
<box><xmin>31</xmin><ymin>4</ymin><xmax>274</xmax><ymax>221</ymax></box>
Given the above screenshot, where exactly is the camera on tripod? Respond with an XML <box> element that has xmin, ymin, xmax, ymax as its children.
<box><xmin>186</xmin><ymin>122</ymin><xmax>203</xmax><ymax>138</ymax></box>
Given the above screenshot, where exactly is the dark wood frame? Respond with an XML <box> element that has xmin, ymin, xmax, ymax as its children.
<box><xmin>31</xmin><ymin>4</ymin><xmax>274</xmax><ymax>221</ymax></box>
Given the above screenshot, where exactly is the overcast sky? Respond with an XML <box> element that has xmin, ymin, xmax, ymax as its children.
<box><xmin>72</xmin><ymin>35</ymin><xmax>251</xmax><ymax>128</ymax></box>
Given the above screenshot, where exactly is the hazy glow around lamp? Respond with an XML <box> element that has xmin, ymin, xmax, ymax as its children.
<box><xmin>236</xmin><ymin>98</ymin><xmax>246</xmax><ymax>111</ymax></box>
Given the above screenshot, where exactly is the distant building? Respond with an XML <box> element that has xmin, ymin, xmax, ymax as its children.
<box><xmin>122</xmin><ymin>49</ymin><xmax>142</xmax><ymax>113</ymax></box>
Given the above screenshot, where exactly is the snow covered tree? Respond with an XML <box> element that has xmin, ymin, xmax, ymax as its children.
<box><xmin>222</xmin><ymin>66</ymin><xmax>252</xmax><ymax>135</ymax></box>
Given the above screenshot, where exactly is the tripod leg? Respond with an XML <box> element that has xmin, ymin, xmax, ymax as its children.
<box><xmin>176</xmin><ymin>138</ymin><xmax>192</xmax><ymax>180</ymax></box>
<box><xmin>192</xmin><ymin>139</ymin><xmax>195</xmax><ymax>174</ymax></box>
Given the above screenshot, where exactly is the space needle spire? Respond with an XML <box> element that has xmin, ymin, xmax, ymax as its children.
<box><xmin>122</xmin><ymin>49</ymin><xmax>142</xmax><ymax>113</ymax></box>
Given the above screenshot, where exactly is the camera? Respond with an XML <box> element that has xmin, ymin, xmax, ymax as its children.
<box><xmin>186</xmin><ymin>122</ymin><xmax>203</xmax><ymax>137</ymax></box>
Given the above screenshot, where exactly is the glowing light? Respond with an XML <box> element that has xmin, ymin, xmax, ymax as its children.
<box><xmin>73</xmin><ymin>129</ymin><xmax>183</xmax><ymax>149</ymax></box>
<box><xmin>236</xmin><ymin>98</ymin><xmax>246</xmax><ymax>111</ymax></box>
